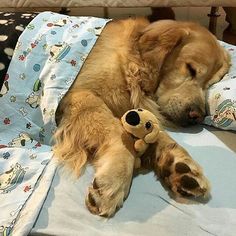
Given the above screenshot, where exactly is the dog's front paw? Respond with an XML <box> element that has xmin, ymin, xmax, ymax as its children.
<box><xmin>85</xmin><ymin>176</ymin><xmax>129</xmax><ymax>217</ymax></box>
<box><xmin>157</xmin><ymin>143</ymin><xmax>210</xmax><ymax>198</ymax></box>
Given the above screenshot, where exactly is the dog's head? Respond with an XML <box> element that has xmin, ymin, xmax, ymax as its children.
<box><xmin>138</xmin><ymin>20</ymin><xmax>230</xmax><ymax>126</ymax></box>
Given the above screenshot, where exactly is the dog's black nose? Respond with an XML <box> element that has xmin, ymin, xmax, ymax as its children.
<box><xmin>186</xmin><ymin>104</ymin><xmax>205</xmax><ymax>125</ymax></box>
<box><xmin>125</xmin><ymin>111</ymin><xmax>140</xmax><ymax>126</ymax></box>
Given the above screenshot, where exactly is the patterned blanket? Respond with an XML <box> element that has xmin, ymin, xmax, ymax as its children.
<box><xmin>0</xmin><ymin>12</ymin><xmax>109</xmax><ymax>236</ymax></box>
<box><xmin>204</xmin><ymin>42</ymin><xmax>236</xmax><ymax>131</ymax></box>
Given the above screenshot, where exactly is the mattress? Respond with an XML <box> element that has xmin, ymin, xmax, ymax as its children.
<box><xmin>30</xmin><ymin>126</ymin><xmax>236</xmax><ymax>236</ymax></box>
<box><xmin>1</xmin><ymin>0</ymin><xmax>236</xmax><ymax>8</ymax></box>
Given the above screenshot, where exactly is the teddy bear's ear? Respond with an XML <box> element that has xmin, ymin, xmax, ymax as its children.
<box><xmin>144</xmin><ymin>124</ymin><xmax>160</xmax><ymax>143</ymax></box>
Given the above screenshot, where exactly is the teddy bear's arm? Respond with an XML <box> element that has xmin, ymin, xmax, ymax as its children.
<box><xmin>134</xmin><ymin>139</ymin><xmax>149</xmax><ymax>156</ymax></box>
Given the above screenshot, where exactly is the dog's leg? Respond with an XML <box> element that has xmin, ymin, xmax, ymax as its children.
<box><xmin>86</xmin><ymin>132</ymin><xmax>135</xmax><ymax>217</ymax></box>
<box><xmin>54</xmin><ymin>90</ymin><xmax>135</xmax><ymax>217</ymax></box>
<box><xmin>143</xmin><ymin>131</ymin><xmax>210</xmax><ymax>198</ymax></box>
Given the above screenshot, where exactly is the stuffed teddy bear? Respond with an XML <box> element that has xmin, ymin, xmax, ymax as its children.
<box><xmin>121</xmin><ymin>108</ymin><xmax>161</xmax><ymax>168</ymax></box>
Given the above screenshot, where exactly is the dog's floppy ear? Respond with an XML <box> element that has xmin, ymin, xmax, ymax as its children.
<box><xmin>138</xmin><ymin>20</ymin><xmax>189</xmax><ymax>70</ymax></box>
<box><xmin>204</xmin><ymin>47</ymin><xmax>231</xmax><ymax>88</ymax></box>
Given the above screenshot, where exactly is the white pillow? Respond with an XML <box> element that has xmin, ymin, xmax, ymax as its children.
<box><xmin>203</xmin><ymin>42</ymin><xmax>236</xmax><ymax>131</ymax></box>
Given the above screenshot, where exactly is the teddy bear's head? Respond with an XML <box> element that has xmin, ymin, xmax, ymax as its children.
<box><xmin>121</xmin><ymin>108</ymin><xmax>160</xmax><ymax>143</ymax></box>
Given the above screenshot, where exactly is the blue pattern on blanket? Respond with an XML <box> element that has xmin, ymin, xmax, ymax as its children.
<box><xmin>0</xmin><ymin>12</ymin><xmax>110</xmax><ymax>236</ymax></box>
<box><xmin>204</xmin><ymin>42</ymin><xmax>236</xmax><ymax>130</ymax></box>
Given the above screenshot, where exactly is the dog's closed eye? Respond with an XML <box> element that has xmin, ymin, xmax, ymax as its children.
<box><xmin>186</xmin><ymin>63</ymin><xmax>196</xmax><ymax>78</ymax></box>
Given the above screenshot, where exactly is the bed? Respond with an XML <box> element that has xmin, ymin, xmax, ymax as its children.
<box><xmin>0</xmin><ymin>11</ymin><xmax>236</xmax><ymax>236</ymax></box>
<box><xmin>1</xmin><ymin>0</ymin><xmax>236</xmax><ymax>38</ymax></box>
<box><xmin>30</xmin><ymin>127</ymin><xmax>236</xmax><ymax>236</ymax></box>
<box><xmin>0</xmin><ymin>0</ymin><xmax>235</xmax><ymax>8</ymax></box>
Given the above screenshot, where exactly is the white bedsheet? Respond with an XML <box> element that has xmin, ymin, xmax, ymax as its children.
<box><xmin>30</xmin><ymin>126</ymin><xmax>236</xmax><ymax>236</ymax></box>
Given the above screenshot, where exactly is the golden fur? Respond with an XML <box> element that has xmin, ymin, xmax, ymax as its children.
<box><xmin>53</xmin><ymin>19</ymin><xmax>230</xmax><ymax>217</ymax></box>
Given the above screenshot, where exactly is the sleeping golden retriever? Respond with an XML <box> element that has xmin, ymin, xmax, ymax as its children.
<box><xmin>53</xmin><ymin>19</ymin><xmax>230</xmax><ymax>217</ymax></box>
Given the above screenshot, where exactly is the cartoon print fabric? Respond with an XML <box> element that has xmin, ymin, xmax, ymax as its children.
<box><xmin>0</xmin><ymin>12</ymin><xmax>38</xmax><ymax>90</ymax></box>
<box><xmin>0</xmin><ymin>12</ymin><xmax>110</xmax><ymax>236</ymax></box>
<box><xmin>204</xmin><ymin>42</ymin><xmax>236</xmax><ymax>131</ymax></box>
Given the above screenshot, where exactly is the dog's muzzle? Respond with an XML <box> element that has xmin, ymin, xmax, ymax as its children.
<box><xmin>125</xmin><ymin>111</ymin><xmax>140</xmax><ymax>126</ymax></box>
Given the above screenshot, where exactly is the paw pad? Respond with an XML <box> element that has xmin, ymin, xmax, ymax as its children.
<box><xmin>88</xmin><ymin>192</ymin><xmax>97</xmax><ymax>207</ymax></box>
<box><xmin>158</xmin><ymin>147</ymin><xmax>210</xmax><ymax>198</ymax></box>
<box><xmin>180</xmin><ymin>175</ymin><xmax>200</xmax><ymax>189</ymax></box>
<box><xmin>175</xmin><ymin>162</ymin><xmax>191</xmax><ymax>173</ymax></box>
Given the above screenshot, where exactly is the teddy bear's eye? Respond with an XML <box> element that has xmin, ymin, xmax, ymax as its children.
<box><xmin>145</xmin><ymin>121</ymin><xmax>152</xmax><ymax>130</ymax></box>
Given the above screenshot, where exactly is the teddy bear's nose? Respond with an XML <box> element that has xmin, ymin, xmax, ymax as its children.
<box><xmin>125</xmin><ymin>111</ymin><xmax>140</xmax><ymax>126</ymax></box>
